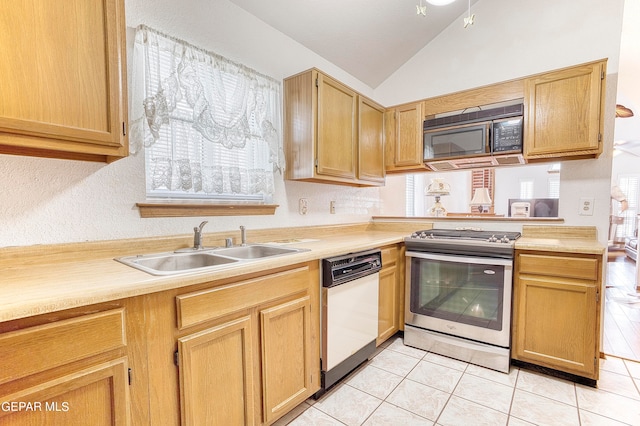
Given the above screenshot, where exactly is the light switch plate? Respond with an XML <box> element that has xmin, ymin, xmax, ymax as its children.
<box><xmin>579</xmin><ymin>197</ymin><xmax>594</xmax><ymax>216</ymax></box>
<box><xmin>298</xmin><ymin>198</ymin><xmax>308</xmax><ymax>215</ymax></box>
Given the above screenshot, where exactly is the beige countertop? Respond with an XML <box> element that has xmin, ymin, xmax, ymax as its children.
<box><xmin>516</xmin><ymin>224</ymin><xmax>605</xmax><ymax>255</ymax></box>
<box><xmin>1</xmin><ymin>222</ymin><xmax>606</xmax><ymax>323</ymax></box>
<box><xmin>515</xmin><ymin>237</ymin><xmax>605</xmax><ymax>254</ymax></box>
<box><xmin>0</xmin><ymin>229</ymin><xmax>407</xmax><ymax>323</ymax></box>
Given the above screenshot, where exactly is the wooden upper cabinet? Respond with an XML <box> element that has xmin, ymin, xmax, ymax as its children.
<box><xmin>524</xmin><ymin>60</ymin><xmax>606</xmax><ymax>160</ymax></box>
<box><xmin>284</xmin><ymin>69</ymin><xmax>385</xmax><ymax>186</ymax></box>
<box><xmin>358</xmin><ymin>97</ymin><xmax>385</xmax><ymax>183</ymax></box>
<box><xmin>385</xmin><ymin>101</ymin><xmax>427</xmax><ymax>173</ymax></box>
<box><xmin>0</xmin><ymin>0</ymin><xmax>128</xmax><ymax>162</ymax></box>
<box><xmin>317</xmin><ymin>74</ymin><xmax>358</xmax><ymax>180</ymax></box>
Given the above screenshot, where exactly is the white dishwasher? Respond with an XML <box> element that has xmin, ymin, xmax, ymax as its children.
<box><xmin>317</xmin><ymin>249</ymin><xmax>381</xmax><ymax>397</ymax></box>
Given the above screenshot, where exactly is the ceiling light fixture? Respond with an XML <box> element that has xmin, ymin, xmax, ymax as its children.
<box><xmin>463</xmin><ymin>0</ymin><xmax>475</xmax><ymax>28</ymax></box>
<box><xmin>416</xmin><ymin>0</ymin><xmax>456</xmax><ymax>17</ymax></box>
<box><xmin>416</xmin><ymin>0</ymin><xmax>427</xmax><ymax>16</ymax></box>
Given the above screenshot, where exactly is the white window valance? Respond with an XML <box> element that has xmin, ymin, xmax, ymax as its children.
<box><xmin>129</xmin><ymin>25</ymin><xmax>283</xmax><ymax>200</ymax></box>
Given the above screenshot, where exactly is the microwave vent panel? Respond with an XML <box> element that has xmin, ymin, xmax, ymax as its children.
<box><xmin>494</xmin><ymin>155</ymin><xmax>525</xmax><ymax>165</ymax></box>
<box><xmin>456</xmin><ymin>160</ymin><xmax>496</xmax><ymax>169</ymax></box>
<box><xmin>426</xmin><ymin>161</ymin><xmax>457</xmax><ymax>171</ymax></box>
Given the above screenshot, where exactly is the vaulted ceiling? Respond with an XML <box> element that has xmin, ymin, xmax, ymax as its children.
<box><xmin>229</xmin><ymin>0</ymin><xmax>479</xmax><ymax>88</ymax></box>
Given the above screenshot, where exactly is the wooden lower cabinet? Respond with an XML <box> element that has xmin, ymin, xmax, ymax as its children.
<box><xmin>178</xmin><ymin>316</ymin><xmax>256</xmax><ymax>426</ymax></box>
<box><xmin>377</xmin><ymin>244</ymin><xmax>405</xmax><ymax>345</ymax></box>
<box><xmin>0</xmin><ymin>358</ymin><xmax>130</xmax><ymax>426</ymax></box>
<box><xmin>260</xmin><ymin>296</ymin><xmax>313</xmax><ymax>423</ymax></box>
<box><xmin>0</xmin><ymin>262</ymin><xmax>320</xmax><ymax>426</ymax></box>
<box><xmin>150</xmin><ymin>262</ymin><xmax>320</xmax><ymax>426</ymax></box>
<box><xmin>0</xmin><ymin>304</ymin><xmax>139</xmax><ymax>426</ymax></box>
<box><xmin>512</xmin><ymin>250</ymin><xmax>602</xmax><ymax>380</ymax></box>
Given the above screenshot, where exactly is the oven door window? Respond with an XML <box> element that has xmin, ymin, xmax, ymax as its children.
<box><xmin>409</xmin><ymin>256</ymin><xmax>505</xmax><ymax>331</ymax></box>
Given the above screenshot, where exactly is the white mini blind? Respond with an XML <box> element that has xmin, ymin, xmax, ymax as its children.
<box><xmin>129</xmin><ymin>25</ymin><xmax>283</xmax><ymax>201</ymax></box>
<box><xmin>405</xmin><ymin>174</ymin><xmax>416</xmax><ymax>216</ymax></box>
<box><xmin>520</xmin><ymin>179</ymin><xmax>534</xmax><ymax>199</ymax></box>
<box><xmin>616</xmin><ymin>174</ymin><xmax>639</xmax><ymax>239</ymax></box>
<box><xmin>471</xmin><ymin>169</ymin><xmax>495</xmax><ymax>211</ymax></box>
<box><xmin>547</xmin><ymin>176</ymin><xmax>560</xmax><ymax>198</ymax></box>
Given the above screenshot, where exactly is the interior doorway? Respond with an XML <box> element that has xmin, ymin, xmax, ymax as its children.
<box><xmin>602</xmin><ymin>0</ymin><xmax>640</xmax><ymax>362</ymax></box>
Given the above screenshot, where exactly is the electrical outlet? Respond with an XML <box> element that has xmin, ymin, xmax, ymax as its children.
<box><xmin>579</xmin><ymin>197</ymin><xmax>594</xmax><ymax>216</ymax></box>
<box><xmin>298</xmin><ymin>198</ymin><xmax>308</xmax><ymax>215</ymax></box>
<box><xmin>330</xmin><ymin>201</ymin><xmax>336</xmax><ymax>214</ymax></box>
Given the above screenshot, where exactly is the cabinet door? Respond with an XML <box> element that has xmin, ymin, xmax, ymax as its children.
<box><xmin>177</xmin><ymin>316</ymin><xmax>256</xmax><ymax>426</ymax></box>
<box><xmin>524</xmin><ymin>61</ymin><xmax>604</xmax><ymax>158</ymax></box>
<box><xmin>317</xmin><ymin>74</ymin><xmax>357</xmax><ymax>179</ymax></box>
<box><xmin>260</xmin><ymin>296</ymin><xmax>312</xmax><ymax>424</ymax></box>
<box><xmin>358</xmin><ymin>97</ymin><xmax>385</xmax><ymax>183</ymax></box>
<box><xmin>394</xmin><ymin>102</ymin><xmax>424</xmax><ymax>167</ymax></box>
<box><xmin>384</xmin><ymin>110</ymin><xmax>397</xmax><ymax>169</ymax></box>
<box><xmin>377</xmin><ymin>266</ymin><xmax>399</xmax><ymax>344</ymax></box>
<box><xmin>0</xmin><ymin>0</ymin><xmax>128</xmax><ymax>161</ymax></box>
<box><xmin>0</xmin><ymin>358</ymin><xmax>130</xmax><ymax>426</ymax></box>
<box><xmin>513</xmin><ymin>276</ymin><xmax>598</xmax><ymax>378</ymax></box>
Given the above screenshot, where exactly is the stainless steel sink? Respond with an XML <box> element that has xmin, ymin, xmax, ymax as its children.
<box><xmin>116</xmin><ymin>244</ymin><xmax>308</xmax><ymax>275</ymax></box>
<box><xmin>116</xmin><ymin>251</ymin><xmax>238</xmax><ymax>276</ymax></box>
<box><xmin>213</xmin><ymin>244</ymin><xmax>304</xmax><ymax>259</ymax></box>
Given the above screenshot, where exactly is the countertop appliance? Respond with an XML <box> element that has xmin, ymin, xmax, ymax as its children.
<box><xmin>318</xmin><ymin>249</ymin><xmax>381</xmax><ymax>397</ymax></box>
<box><xmin>423</xmin><ymin>104</ymin><xmax>524</xmax><ymax>171</ymax></box>
<box><xmin>404</xmin><ymin>228</ymin><xmax>521</xmax><ymax>373</ymax></box>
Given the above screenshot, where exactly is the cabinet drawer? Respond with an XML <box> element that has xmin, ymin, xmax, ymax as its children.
<box><xmin>518</xmin><ymin>253</ymin><xmax>599</xmax><ymax>281</ymax></box>
<box><xmin>381</xmin><ymin>246</ymin><xmax>398</xmax><ymax>267</ymax></box>
<box><xmin>176</xmin><ymin>265</ymin><xmax>311</xmax><ymax>330</ymax></box>
<box><xmin>0</xmin><ymin>309</ymin><xmax>126</xmax><ymax>385</ymax></box>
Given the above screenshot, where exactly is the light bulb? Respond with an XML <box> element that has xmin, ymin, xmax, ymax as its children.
<box><xmin>425</xmin><ymin>0</ymin><xmax>456</xmax><ymax>5</ymax></box>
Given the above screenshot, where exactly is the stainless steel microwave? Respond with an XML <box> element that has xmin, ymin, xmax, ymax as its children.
<box><xmin>423</xmin><ymin>105</ymin><xmax>523</xmax><ymax>161</ymax></box>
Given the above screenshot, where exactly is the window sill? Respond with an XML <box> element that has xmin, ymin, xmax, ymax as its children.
<box><xmin>136</xmin><ymin>200</ymin><xmax>279</xmax><ymax>218</ymax></box>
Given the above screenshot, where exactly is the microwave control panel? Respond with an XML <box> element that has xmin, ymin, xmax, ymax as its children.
<box><xmin>492</xmin><ymin>117</ymin><xmax>523</xmax><ymax>153</ymax></box>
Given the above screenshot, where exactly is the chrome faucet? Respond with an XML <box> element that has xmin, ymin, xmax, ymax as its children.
<box><xmin>193</xmin><ymin>221</ymin><xmax>208</xmax><ymax>250</ymax></box>
<box><xmin>240</xmin><ymin>225</ymin><xmax>247</xmax><ymax>246</ymax></box>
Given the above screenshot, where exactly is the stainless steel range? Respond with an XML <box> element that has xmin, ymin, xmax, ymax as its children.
<box><xmin>404</xmin><ymin>228</ymin><xmax>521</xmax><ymax>373</ymax></box>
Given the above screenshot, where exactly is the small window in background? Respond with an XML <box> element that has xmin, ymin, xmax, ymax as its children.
<box><xmin>471</xmin><ymin>169</ymin><xmax>495</xmax><ymax>211</ymax></box>
<box><xmin>520</xmin><ymin>179</ymin><xmax>534</xmax><ymax>199</ymax></box>
<box><xmin>405</xmin><ymin>174</ymin><xmax>416</xmax><ymax>216</ymax></box>
<box><xmin>616</xmin><ymin>174</ymin><xmax>640</xmax><ymax>239</ymax></box>
<box><xmin>129</xmin><ymin>25</ymin><xmax>284</xmax><ymax>202</ymax></box>
<box><xmin>547</xmin><ymin>176</ymin><xmax>560</xmax><ymax>198</ymax></box>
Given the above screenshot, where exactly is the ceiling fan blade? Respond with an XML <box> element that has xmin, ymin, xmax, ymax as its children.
<box><xmin>616</xmin><ymin>104</ymin><xmax>634</xmax><ymax>118</ymax></box>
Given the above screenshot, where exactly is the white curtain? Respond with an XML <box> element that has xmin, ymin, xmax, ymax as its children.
<box><xmin>129</xmin><ymin>25</ymin><xmax>283</xmax><ymax>200</ymax></box>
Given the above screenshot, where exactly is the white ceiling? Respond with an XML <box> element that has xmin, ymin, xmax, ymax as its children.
<box><xmin>229</xmin><ymin>0</ymin><xmax>479</xmax><ymax>88</ymax></box>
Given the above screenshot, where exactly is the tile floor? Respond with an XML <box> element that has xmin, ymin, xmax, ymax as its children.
<box><xmin>604</xmin><ymin>255</ymin><xmax>640</xmax><ymax>361</ymax></box>
<box><xmin>275</xmin><ymin>337</ymin><xmax>640</xmax><ymax>426</ymax></box>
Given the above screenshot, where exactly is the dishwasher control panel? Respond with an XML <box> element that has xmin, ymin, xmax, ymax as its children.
<box><xmin>322</xmin><ymin>249</ymin><xmax>382</xmax><ymax>287</ymax></box>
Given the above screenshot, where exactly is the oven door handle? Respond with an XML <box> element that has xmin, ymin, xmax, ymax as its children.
<box><xmin>405</xmin><ymin>250</ymin><xmax>513</xmax><ymax>267</ymax></box>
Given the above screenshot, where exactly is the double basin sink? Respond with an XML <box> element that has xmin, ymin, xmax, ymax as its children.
<box><xmin>116</xmin><ymin>244</ymin><xmax>309</xmax><ymax>276</ymax></box>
